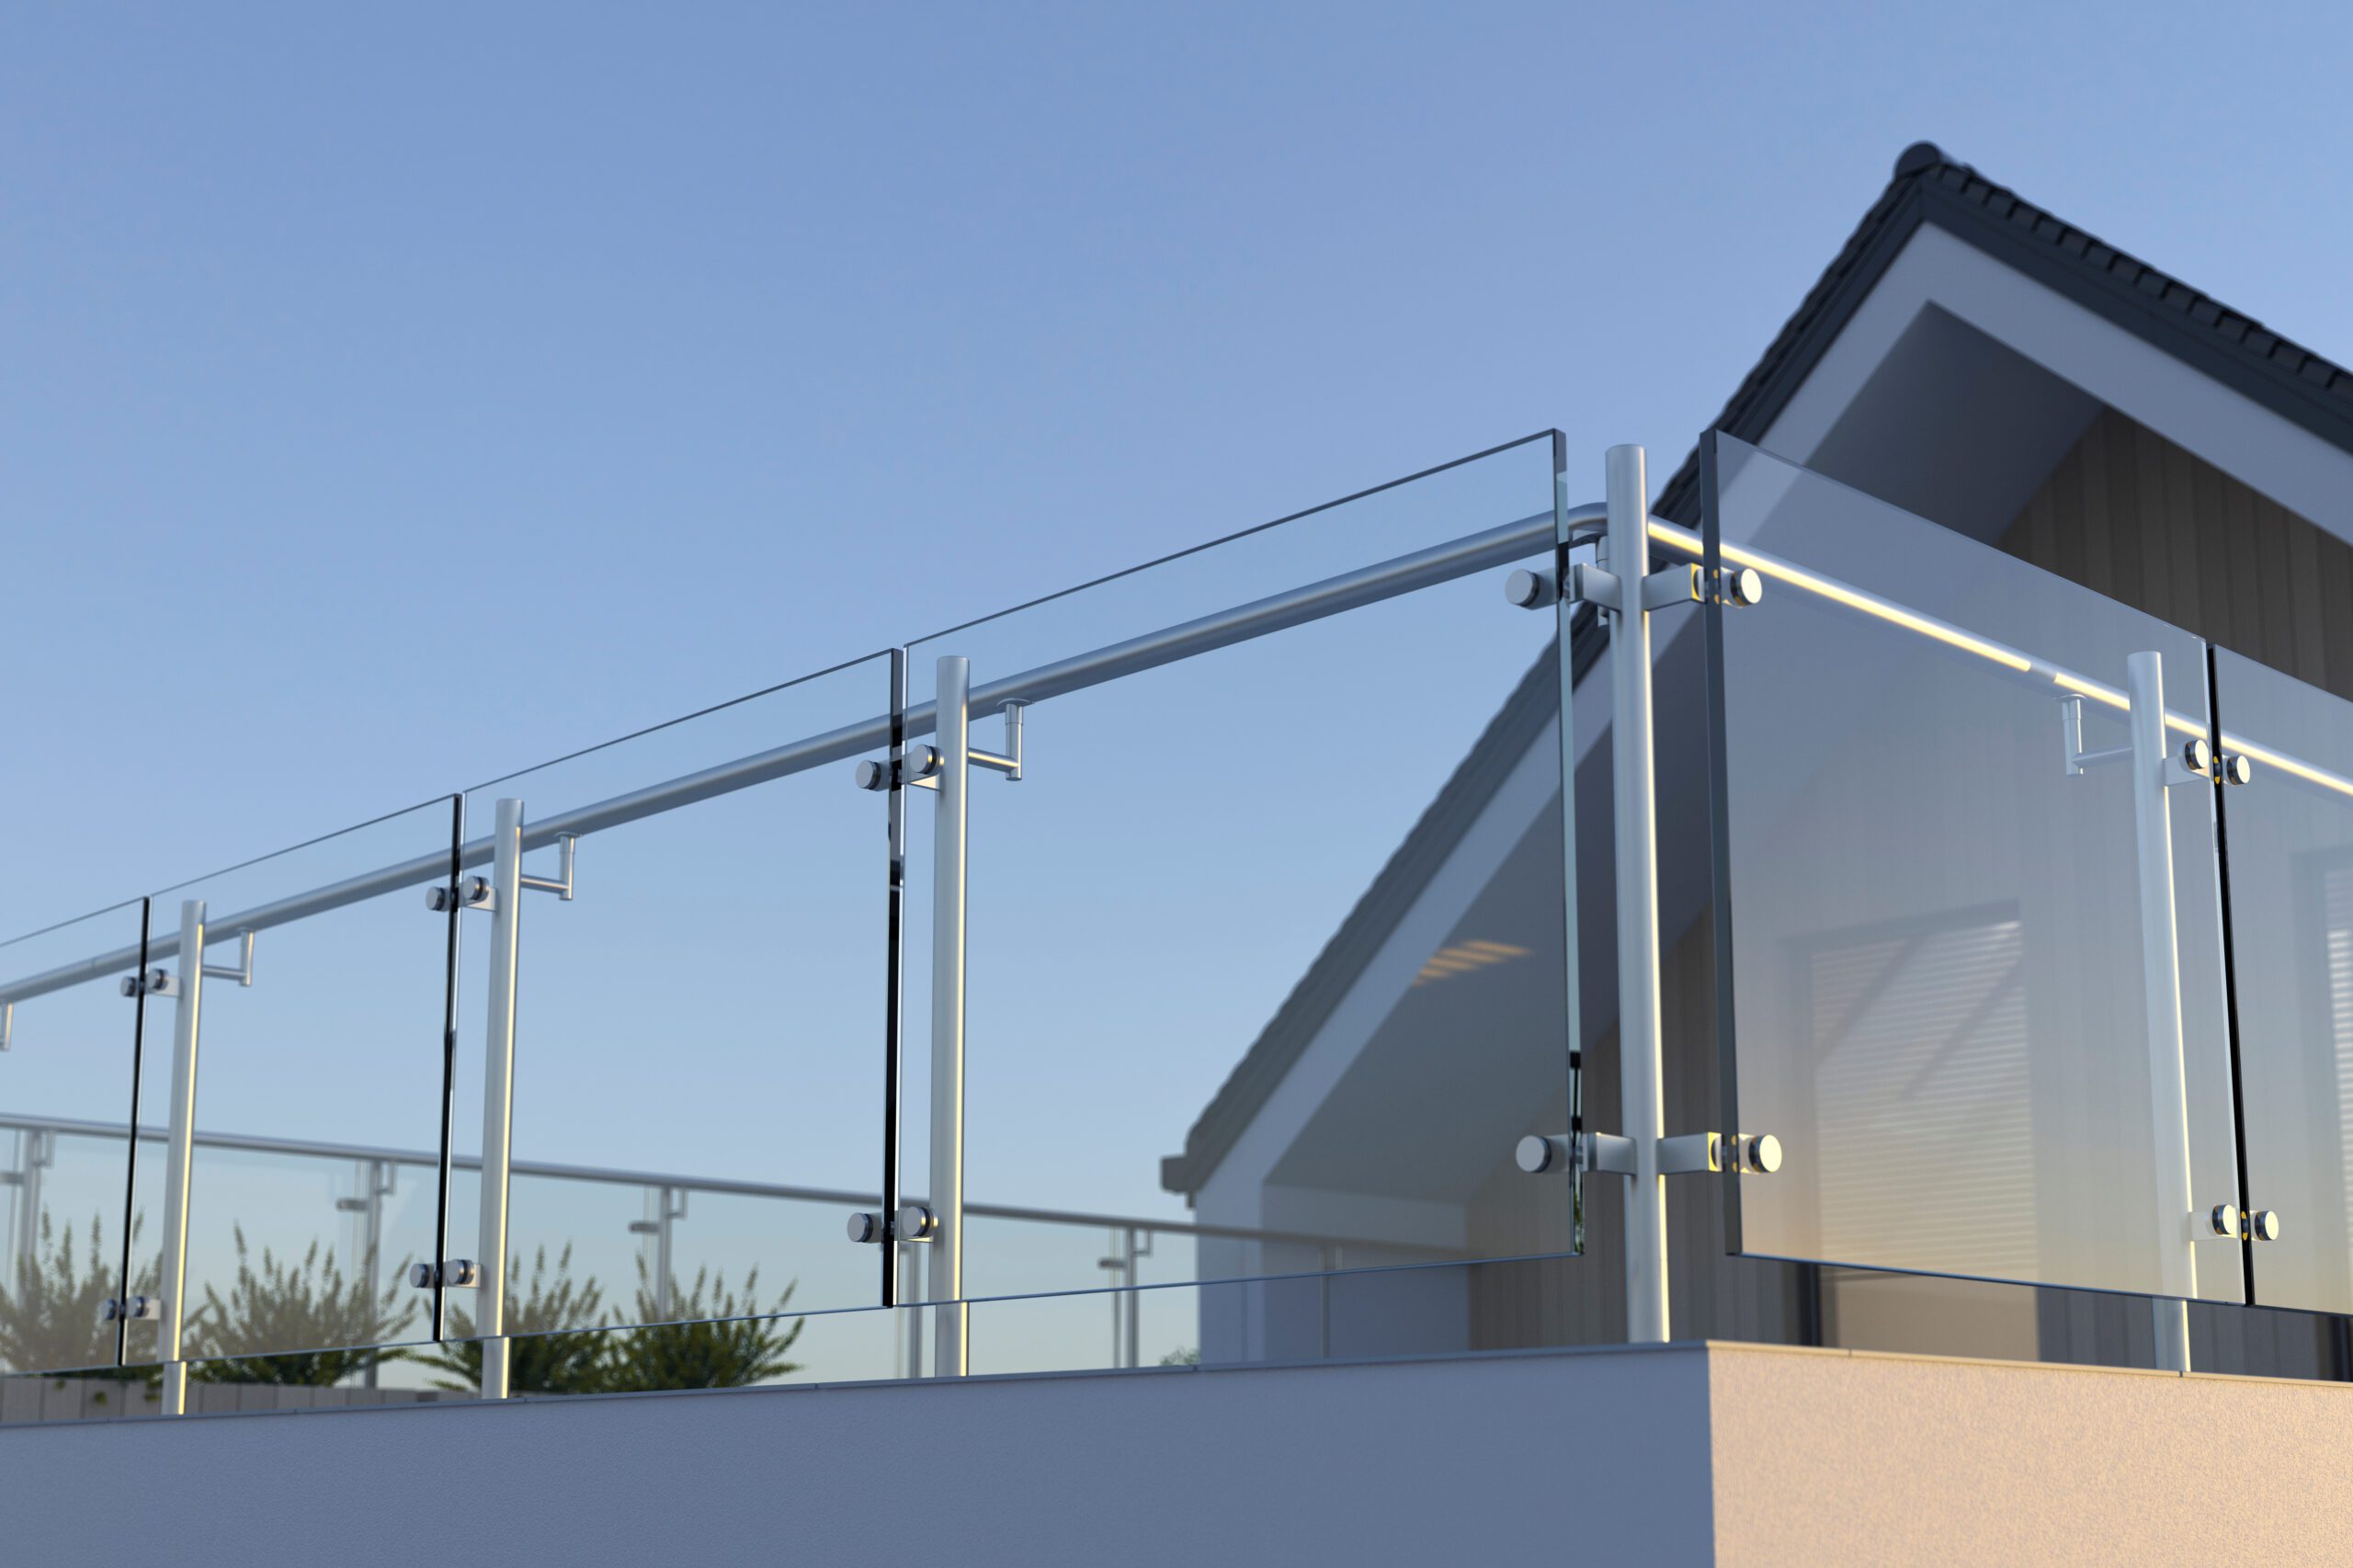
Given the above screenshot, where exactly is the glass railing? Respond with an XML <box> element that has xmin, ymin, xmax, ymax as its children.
<box><xmin>0</xmin><ymin>432</ymin><xmax>1585</xmax><ymax>1418</ymax></box>
<box><xmin>20</xmin><ymin>426</ymin><xmax>2353</xmax><ymax>1422</ymax></box>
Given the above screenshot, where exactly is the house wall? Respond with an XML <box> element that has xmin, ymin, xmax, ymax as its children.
<box><xmin>2001</xmin><ymin>405</ymin><xmax>2353</xmax><ymax>700</ymax></box>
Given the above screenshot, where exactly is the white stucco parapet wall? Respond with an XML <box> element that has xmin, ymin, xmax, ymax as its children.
<box><xmin>7</xmin><ymin>1341</ymin><xmax>2350</xmax><ymax>1563</ymax></box>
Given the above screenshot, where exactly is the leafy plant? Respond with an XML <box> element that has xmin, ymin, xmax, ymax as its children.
<box><xmin>599</xmin><ymin>1257</ymin><xmax>803</xmax><ymax>1392</ymax></box>
<box><xmin>415</xmin><ymin>1244</ymin><xmax>611</xmax><ymax>1395</ymax></box>
<box><xmin>184</xmin><ymin>1226</ymin><xmax>415</xmax><ymax>1385</ymax></box>
<box><xmin>0</xmin><ymin>1210</ymin><xmax>156</xmax><ymax>1378</ymax></box>
<box><xmin>1157</xmin><ymin>1346</ymin><xmax>1200</xmax><ymax>1367</ymax></box>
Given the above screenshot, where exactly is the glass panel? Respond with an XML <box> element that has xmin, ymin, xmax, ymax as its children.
<box><xmin>972</xmin><ymin>1256</ymin><xmax>1590</xmax><ymax>1373</ymax></box>
<box><xmin>462</xmin><ymin>1297</ymin><xmax>904</xmax><ymax>1396</ymax></box>
<box><xmin>1705</xmin><ymin>433</ymin><xmax>2240</xmax><ymax>1301</ymax></box>
<box><xmin>457</xmin><ymin>653</ymin><xmax>892</xmax><ymax>1340</ymax></box>
<box><xmin>174</xmin><ymin>1344</ymin><xmax>464</xmax><ymax>1413</ymax></box>
<box><xmin>471</xmin><ymin>1250</ymin><xmax>1595</xmax><ymax>1395</ymax></box>
<box><xmin>139</xmin><ymin>801</ymin><xmax>460</xmax><ymax>1372</ymax></box>
<box><xmin>2212</xmin><ymin>647</ymin><xmax>2353</xmax><ymax>1312</ymax></box>
<box><xmin>0</xmin><ymin>902</ymin><xmax>150</xmax><ymax>1374</ymax></box>
<box><xmin>899</xmin><ymin>436</ymin><xmax>1574</xmax><ymax>1308</ymax></box>
<box><xmin>0</xmin><ymin>1363</ymin><xmax>164</xmax><ymax>1423</ymax></box>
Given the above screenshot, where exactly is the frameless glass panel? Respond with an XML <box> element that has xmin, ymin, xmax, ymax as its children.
<box><xmin>0</xmin><ymin>902</ymin><xmax>151</xmax><ymax>1374</ymax></box>
<box><xmin>968</xmin><ymin>1255</ymin><xmax>1590</xmax><ymax>1374</ymax></box>
<box><xmin>135</xmin><ymin>801</ymin><xmax>461</xmax><ymax>1375</ymax></box>
<box><xmin>454</xmin><ymin>1296</ymin><xmax>903</xmax><ymax>1396</ymax></box>
<box><xmin>2211</xmin><ymin>647</ymin><xmax>2353</xmax><ymax>1313</ymax></box>
<box><xmin>0</xmin><ymin>1362</ymin><xmax>164</xmax><ymax>1423</ymax></box>
<box><xmin>1705</xmin><ymin>433</ymin><xmax>2240</xmax><ymax>1301</ymax></box>
<box><xmin>464</xmin><ymin>1249</ymin><xmax>1591</xmax><ymax>1395</ymax></box>
<box><xmin>895</xmin><ymin>436</ymin><xmax>1574</xmax><ymax>1312</ymax></box>
<box><xmin>174</xmin><ymin>1343</ymin><xmax>465</xmax><ymax>1413</ymax></box>
<box><xmin>456</xmin><ymin>653</ymin><xmax>892</xmax><ymax>1341</ymax></box>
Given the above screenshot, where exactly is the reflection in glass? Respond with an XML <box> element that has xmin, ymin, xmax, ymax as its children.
<box><xmin>0</xmin><ymin>903</ymin><xmax>150</xmax><ymax>1374</ymax></box>
<box><xmin>1706</xmin><ymin>433</ymin><xmax>2241</xmax><ymax>1301</ymax></box>
<box><xmin>2213</xmin><ymin>648</ymin><xmax>2353</xmax><ymax>1313</ymax></box>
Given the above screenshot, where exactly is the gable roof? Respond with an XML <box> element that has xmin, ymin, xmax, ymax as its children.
<box><xmin>1164</xmin><ymin>141</ymin><xmax>2353</xmax><ymax>1199</ymax></box>
<box><xmin>1654</xmin><ymin>141</ymin><xmax>2353</xmax><ymax>523</ymax></box>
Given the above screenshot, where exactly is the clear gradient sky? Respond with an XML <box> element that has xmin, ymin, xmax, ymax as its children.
<box><xmin>5</xmin><ymin>1</ymin><xmax>2350</xmax><ymax>926</ymax></box>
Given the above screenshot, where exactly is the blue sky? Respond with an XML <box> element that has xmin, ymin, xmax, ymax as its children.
<box><xmin>5</xmin><ymin>3</ymin><xmax>2349</xmax><ymax>917</ymax></box>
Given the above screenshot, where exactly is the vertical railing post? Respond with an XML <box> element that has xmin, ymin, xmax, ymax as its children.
<box><xmin>929</xmin><ymin>656</ymin><xmax>972</xmax><ymax>1376</ymax></box>
<box><xmin>341</xmin><ymin>1158</ymin><xmax>392</xmax><ymax>1388</ymax></box>
<box><xmin>1608</xmin><ymin>444</ymin><xmax>1672</xmax><ymax>1345</ymax></box>
<box><xmin>476</xmin><ymin>798</ymin><xmax>525</xmax><ymax>1398</ymax></box>
<box><xmin>155</xmin><ymin>898</ymin><xmax>207</xmax><ymax>1414</ymax></box>
<box><xmin>900</xmin><ymin>1241</ymin><xmax>925</xmax><ymax>1379</ymax></box>
<box><xmin>1123</xmin><ymin>1227</ymin><xmax>1142</xmax><ymax>1369</ymax></box>
<box><xmin>6</xmin><ymin>1130</ymin><xmax>49</xmax><ymax>1285</ymax></box>
<box><xmin>2128</xmin><ymin>653</ymin><xmax>2199</xmax><ymax>1370</ymax></box>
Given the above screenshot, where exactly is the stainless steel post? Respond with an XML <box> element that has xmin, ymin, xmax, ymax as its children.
<box><xmin>2128</xmin><ymin>653</ymin><xmax>2198</xmax><ymax>1370</ymax></box>
<box><xmin>901</xmin><ymin>1241</ymin><xmax>925</xmax><ymax>1379</ymax></box>
<box><xmin>1608</xmin><ymin>444</ymin><xmax>1672</xmax><ymax>1345</ymax></box>
<box><xmin>476</xmin><ymin>798</ymin><xmax>525</xmax><ymax>1398</ymax></box>
<box><xmin>1123</xmin><ymin>1226</ymin><xmax>1141</xmax><ymax>1369</ymax></box>
<box><xmin>344</xmin><ymin>1158</ymin><xmax>390</xmax><ymax>1389</ymax></box>
<box><xmin>930</xmin><ymin>656</ymin><xmax>971</xmax><ymax>1376</ymax></box>
<box><xmin>6</xmin><ymin>1130</ymin><xmax>50</xmax><ymax>1282</ymax></box>
<box><xmin>156</xmin><ymin>899</ymin><xmax>207</xmax><ymax>1414</ymax></box>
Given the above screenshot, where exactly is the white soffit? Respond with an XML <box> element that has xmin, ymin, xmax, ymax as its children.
<box><xmin>1759</xmin><ymin>222</ymin><xmax>2353</xmax><ymax>547</ymax></box>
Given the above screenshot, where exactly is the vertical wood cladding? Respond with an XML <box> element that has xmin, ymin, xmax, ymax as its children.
<box><xmin>2001</xmin><ymin>406</ymin><xmax>2353</xmax><ymax>700</ymax></box>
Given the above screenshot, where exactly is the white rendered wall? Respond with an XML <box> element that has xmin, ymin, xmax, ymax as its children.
<box><xmin>8</xmin><ymin>1342</ymin><xmax>2351</xmax><ymax>1562</ymax></box>
<box><xmin>0</xmin><ymin>1347</ymin><xmax>1711</xmax><ymax>1566</ymax></box>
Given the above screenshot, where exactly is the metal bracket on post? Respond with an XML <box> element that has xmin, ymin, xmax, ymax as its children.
<box><xmin>518</xmin><ymin>835</ymin><xmax>579</xmax><ymax>901</ymax></box>
<box><xmin>100</xmin><ymin>1295</ymin><xmax>162</xmax><ymax>1323</ymax></box>
<box><xmin>200</xmin><ymin>930</ymin><xmax>256</xmax><ymax>987</ymax></box>
<box><xmin>856</xmin><ymin>702</ymin><xmax>1028</xmax><ymax>794</ymax></box>
<box><xmin>407</xmin><ymin>1259</ymin><xmax>481</xmax><ymax>1289</ymax></box>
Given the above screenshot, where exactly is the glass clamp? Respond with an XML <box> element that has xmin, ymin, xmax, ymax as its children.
<box><xmin>426</xmin><ymin>876</ymin><xmax>497</xmax><ymax>915</ymax></box>
<box><xmin>1515</xmin><ymin>1131</ymin><xmax>1781</xmax><ymax>1178</ymax></box>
